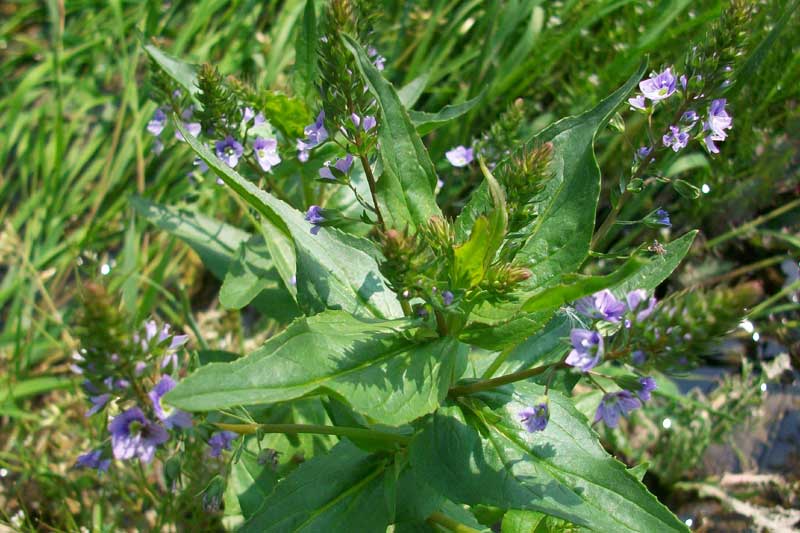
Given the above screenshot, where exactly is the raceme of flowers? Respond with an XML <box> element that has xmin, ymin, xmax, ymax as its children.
<box><xmin>146</xmin><ymin>98</ymin><xmax>282</xmax><ymax>177</ymax></box>
<box><xmin>627</xmin><ymin>67</ymin><xmax>733</xmax><ymax>156</ymax></box>
<box><xmin>73</xmin><ymin>319</ymin><xmax>238</xmax><ymax>472</ymax></box>
<box><xmin>519</xmin><ymin>289</ymin><xmax>660</xmax><ymax>434</ymax></box>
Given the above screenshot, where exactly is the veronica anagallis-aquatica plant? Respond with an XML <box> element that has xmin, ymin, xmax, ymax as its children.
<box><xmin>128</xmin><ymin>2</ymin><xmax>733</xmax><ymax>530</ymax></box>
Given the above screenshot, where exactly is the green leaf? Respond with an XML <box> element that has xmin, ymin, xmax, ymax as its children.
<box><xmin>241</xmin><ymin>441</ymin><xmax>391</xmax><ymax>532</ymax></box>
<box><xmin>478</xmin><ymin>231</ymin><xmax>696</xmax><ymax>370</ymax></box>
<box><xmin>452</xmin><ymin>163</ymin><xmax>508</xmax><ymax>289</ymax></box>
<box><xmin>342</xmin><ymin>34</ymin><xmax>442</xmax><ymax>231</ymax></box>
<box><xmin>258</xmin><ymin>91</ymin><xmax>311</xmax><ymax>140</ymax></box>
<box><xmin>197</xmin><ymin>349</ymin><xmax>238</xmax><ymax>366</ymax></box>
<box><xmin>664</xmin><ymin>153</ymin><xmax>709</xmax><ymax>178</ymax></box>
<box><xmin>175</xmin><ymin>120</ymin><xmax>402</xmax><ymax>319</ymax></box>
<box><xmin>628</xmin><ymin>462</ymin><xmax>650</xmax><ymax>482</ymax></box>
<box><xmin>409</xmin><ymin>89</ymin><xmax>485</xmax><ymax>135</ymax></box>
<box><xmin>131</xmin><ymin>197</ymin><xmax>247</xmax><ymax>280</ymax></box>
<box><xmin>0</xmin><ymin>377</ymin><xmax>75</xmax><ymax>403</ymax></box>
<box><xmin>220</xmin><ymin>237</ymin><xmax>280</xmax><ymax>310</ymax></box>
<box><xmin>292</xmin><ymin>0</ymin><xmax>318</xmax><ymax>106</ymax></box>
<box><xmin>459</xmin><ymin>291</ymin><xmax>556</xmax><ymax>351</ymax></box>
<box><xmin>522</xmin><ymin>257</ymin><xmax>646</xmax><ymax>313</ymax></box>
<box><xmin>167</xmin><ymin>311</ymin><xmax>465</xmax><ymax>426</ymax></box>
<box><xmin>502</xmin><ymin>510</ymin><xmax>579</xmax><ymax>533</ymax></box>
<box><xmin>394</xmin><ymin>468</ymin><xmax>446</xmax><ymax>526</ymax></box>
<box><xmin>398</xmin><ymin>73</ymin><xmax>430</xmax><ymax>108</ymax></box>
<box><xmin>222</xmin><ymin>446</ymin><xmax>279</xmax><ymax>529</ymax></box>
<box><xmin>454</xmin><ymin>181</ymin><xmax>491</xmax><ymax>242</ymax></box>
<box><xmin>143</xmin><ymin>43</ymin><xmax>200</xmax><ymax>106</ymax></box>
<box><xmin>132</xmin><ymin>197</ymin><xmax>299</xmax><ymax>322</ymax></box>
<box><xmin>411</xmin><ymin>384</ymin><xmax>688</xmax><ymax>532</ymax></box>
<box><xmin>610</xmin><ymin>231</ymin><xmax>697</xmax><ymax>296</ymax></box>
<box><xmin>487</xmin><ymin>313</ymin><xmax>572</xmax><ymax>377</ymax></box>
<box><xmin>514</xmin><ymin>62</ymin><xmax>648</xmax><ymax>289</ymax></box>
<box><xmin>672</xmin><ymin>179</ymin><xmax>700</xmax><ymax>200</ymax></box>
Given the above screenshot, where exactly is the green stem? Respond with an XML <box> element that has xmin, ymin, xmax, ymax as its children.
<box><xmin>216</xmin><ymin>422</ymin><xmax>411</xmax><ymax>445</ymax></box>
<box><xmin>704</xmin><ymin>198</ymin><xmax>800</xmax><ymax>250</ymax></box>
<box><xmin>748</xmin><ymin>278</ymin><xmax>800</xmax><ymax>319</ymax></box>
<box><xmin>426</xmin><ymin>512</ymin><xmax>481</xmax><ymax>533</ymax></box>
<box><xmin>695</xmin><ymin>255</ymin><xmax>787</xmax><ymax>287</ymax></box>
<box><xmin>481</xmin><ymin>345</ymin><xmax>514</xmax><ymax>379</ymax></box>
<box><xmin>358</xmin><ymin>152</ymin><xmax>386</xmax><ymax>230</ymax></box>
<box><xmin>703</xmin><ymin>196</ymin><xmax>800</xmax><ymax>250</ymax></box>
<box><xmin>452</xmin><ymin>349</ymin><xmax>630</xmax><ymax>397</ymax></box>
<box><xmin>450</xmin><ymin>362</ymin><xmax>566</xmax><ymax>397</ymax></box>
<box><xmin>592</xmin><ymin>190</ymin><xmax>631</xmax><ymax>249</ymax></box>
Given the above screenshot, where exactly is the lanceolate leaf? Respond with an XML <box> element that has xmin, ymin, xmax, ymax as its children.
<box><xmin>220</xmin><ymin>237</ymin><xmax>280</xmax><ymax>310</ymax></box>
<box><xmin>611</xmin><ymin>231</ymin><xmax>697</xmax><ymax>296</ymax></box>
<box><xmin>342</xmin><ymin>34</ymin><xmax>442</xmax><ymax>231</ymax></box>
<box><xmin>452</xmin><ymin>165</ymin><xmax>508</xmax><ymax>289</ymax></box>
<box><xmin>411</xmin><ymin>384</ymin><xmax>688</xmax><ymax>532</ymax></box>
<box><xmin>131</xmin><ymin>197</ymin><xmax>247</xmax><ymax>280</ymax></box>
<box><xmin>167</xmin><ymin>311</ymin><xmax>465</xmax><ymax>426</ymax></box>
<box><xmin>242</xmin><ymin>441</ymin><xmax>391</xmax><ymax>532</ymax></box>
<box><xmin>143</xmin><ymin>43</ymin><xmax>200</xmax><ymax>105</ymax></box>
<box><xmin>175</xmin><ymin>120</ymin><xmax>402</xmax><ymax>319</ymax></box>
<box><xmin>292</xmin><ymin>0</ymin><xmax>318</xmax><ymax>106</ymax></box>
<box><xmin>473</xmin><ymin>230</ymin><xmax>697</xmax><ymax>364</ymax></box>
<box><xmin>522</xmin><ymin>257</ymin><xmax>646</xmax><ymax>313</ymax></box>
<box><xmin>398</xmin><ymin>73</ymin><xmax>430</xmax><ymax>108</ymax></box>
<box><xmin>487</xmin><ymin>312</ymin><xmax>572</xmax><ymax>377</ymax></box>
<box><xmin>514</xmin><ymin>62</ymin><xmax>648</xmax><ymax>289</ymax></box>
<box><xmin>409</xmin><ymin>89</ymin><xmax>485</xmax><ymax>135</ymax></box>
<box><xmin>454</xmin><ymin>181</ymin><xmax>491</xmax><ymax>242</ymax></box>
<box><xmin>459</xmin><ymin>300</ymin><xmax>556</xmax><ymax>351</ymax></box>
<box><xmin>131</xmin><ymin>197</ymin><xmax>298</xmax><ymax>321</ymax></box>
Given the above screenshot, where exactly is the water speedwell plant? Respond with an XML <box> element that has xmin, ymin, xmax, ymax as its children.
<box><xmin>123</xmin><ymin>2</ymin><xmax>764</xmax><ymax>531</ymax></box>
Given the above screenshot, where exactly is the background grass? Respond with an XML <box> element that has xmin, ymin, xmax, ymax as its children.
<box><xmin>1</xmin><ymin>0</ymin><xmax>798</xmax><ymax>530</ymax></box>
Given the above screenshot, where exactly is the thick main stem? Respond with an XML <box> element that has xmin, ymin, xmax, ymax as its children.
<box><xmin>452</xmin><ymin>349</ymin><xmax>630</xmax><ymax>397</ymax></box>
<box><xmin>449</xmin><ymin>362</ymin><xmax>566</xmax><ymax>397</ymax></box>
<box><xmin>215</xmin><ymin>422</ymin><xmax>411</xmax><ymax>445</ymax></box>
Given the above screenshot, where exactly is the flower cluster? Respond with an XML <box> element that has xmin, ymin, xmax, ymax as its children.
<box><xmin>73</xmin><ymin>319</ymin><xmax>193</xmax><ymax>470</ymax></box>
<box><xmin>564</xmin><ymin>289</ymin><xmax>656</xmax><ymax>374</ymax></box>
<box><xmin>72</xmin><ymin>305</ymin><xmax>242</xmax><ymax>473</ymax></box>
<box><xmin>146</xmin><ymin>77</ymin><xmax>284</xmax><ymax>182</ymax></box>
<box><xmin>515</xmin><ymin>289</ymin><xmax>661</xmax><ymax>433</ymax></box>
<box><xmin>628</xmin><ymin>67</ymin><xmax>735</xmax><ymax>160</ymax></box>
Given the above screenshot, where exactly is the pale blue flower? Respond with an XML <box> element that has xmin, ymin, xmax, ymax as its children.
<box><xmin>639</xmin><ymin>68</ymin><xmax>677</xmax><ymax>101</ymax></box>
<box><xmin>575</xmin><ymin>290</ymin><xmax>626</xmax><ymax>322</ymax></box>
<box><xmin>519</xmin><ymin>402</ymin><xmax>549</xmax><ymax>432</ymax></box>
<box><xmin>445</xmin><ymin>146</ymin><xmax>474</xmax><ymax>167</ymax></box>
<box><xmin>149</xmin><ymin>375</ymin><xmax>192</xmax><ymax>430</ymax></box>
<box><xmin>108</xmin><ymin>407</ymin><xmax>168</xmax><ymax>463</ymax></box>
<box><xmin>628</xmin><ymin>95</ymin><xmax>646</xmax><ymax>110</ymax></box>
<box><xmin>254</xmin><ymin>137</ymin><xmax>281</xmax><ymax>172</ymax></box>
<box><xmin>594</xmin><ymin>390</ymin><xmax>641</xmax><ymax>428</ymax></box>
<box><xmin>565</xmin><ymin>329</ymin><xmax>603</xmax><ymax>372</ymax></box>
<box><xmin>215</xmin><ymin>136</ymin><xmax>244</xmax><ymax>168</ymax></box>
<box><xmin>662</xmin><ymin>125</ymin><xmax>689</xmax><ymax>152</ymax></box>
